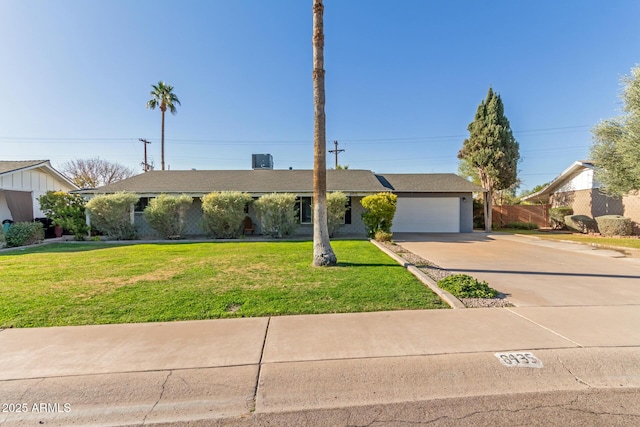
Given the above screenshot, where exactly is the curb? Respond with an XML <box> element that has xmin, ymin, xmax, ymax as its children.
<box><xmin>370</xmin><ymin>240</ymin><xmax>466</xmax><ymax>309</ymax></box>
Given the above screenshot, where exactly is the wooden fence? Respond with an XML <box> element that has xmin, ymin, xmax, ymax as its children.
<box><xmin>492</xmin><ymin>205</ymin><xmax>550</xmax><ymax>228</ymax></box>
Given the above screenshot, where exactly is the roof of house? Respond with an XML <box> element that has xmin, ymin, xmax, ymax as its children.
<box><xmin>78</xmin><ymin>169</ymin><xmax>484</xmax><ymax>196</ymax></box>
<box><xmin>376</xmin><ymin>173</ymin><xmax>485</xmax><ymax>193</ymax></box>
<box><xmin>0</xmin><ymin>160</ymin><xmax>78</xmax><ymax>189</ymax></box>
<box><xmin>521</xmin><ymin>160</ymin><xmax>595</xmax><ymax>203</ymax></box>
<box><xmin>0</xmin><ymin>160</ymin><xmax>49</xmax><ymax>175</ymax></box>
<box><xmin>79</xmin><ymin>169</ymin><xmax>389</xmax><ymax>194</ymax></box>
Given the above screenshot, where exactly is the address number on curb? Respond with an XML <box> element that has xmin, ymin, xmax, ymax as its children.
<box><xmin>494</xmin><ymin>352</ymin><xmax>543</xmax><ymax>368</ymax></box>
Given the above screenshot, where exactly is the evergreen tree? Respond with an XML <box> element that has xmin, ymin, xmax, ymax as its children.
<box><xmin>458</xmin><ymin>87</ymin><xmax>520</xmax><ymax>231</ymax></box>
<box><xmin>590</xmin><ymin>66</ymin><xmax>640</xmax><ymax>195</ymax></box>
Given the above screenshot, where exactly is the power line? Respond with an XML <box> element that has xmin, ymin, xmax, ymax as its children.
<box><xmin>0</xmin><ymin>124</ymin><xmax>592</xmax><ymax>146</ymax></box>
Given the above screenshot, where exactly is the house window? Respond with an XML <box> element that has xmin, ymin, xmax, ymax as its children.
<box><xmin>299</xmin><ymin>197</ymin><xmax>312</xmax><ymax>224</ymax></box>
<box><xmin>135</xmin><ymin>197</ymin><xmax>151</xmax><ymax>212</ymax></box>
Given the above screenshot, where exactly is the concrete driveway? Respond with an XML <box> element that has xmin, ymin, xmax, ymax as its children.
<box><xmin>394</xmin><ymin>232</ymin><xmax>640</xmax><ymax>307</ymax></box>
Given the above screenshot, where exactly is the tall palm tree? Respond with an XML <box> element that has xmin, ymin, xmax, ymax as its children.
<box><xmin>312</xmin><ymin>0</ymin><xmax>337</xmax><ymax>266</ymax></box>
<box><xmin>146</xmin><ymin>81</ymin><xmax>181</xmax><ymax>171</ymax></box>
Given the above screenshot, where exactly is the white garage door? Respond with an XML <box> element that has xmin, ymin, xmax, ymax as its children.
<box><xmin>392</xmin><ymin>197</ymin><xmax>460</xmax><ymax>233</ymax></box>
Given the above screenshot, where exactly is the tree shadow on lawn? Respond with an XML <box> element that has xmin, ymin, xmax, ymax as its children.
<box><xmin>0</xmin><ymin>242</ymin><xmax>128</xmax><ymax>256</ymax></box>
<box><xmin>336</xmin><ymin>261</ymin><xmax>402</xmax><ymax>268</ymax></box>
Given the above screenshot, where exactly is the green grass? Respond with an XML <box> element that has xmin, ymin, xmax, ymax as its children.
<box><xmin>495</xmin><ymin>229</ymin><xmax>640</xmax><ymax>250</ymax></box>
<box><xmin>0</xmin><ymin>240</ymin><xmax>446</xmax><ymax>328</ymax></box>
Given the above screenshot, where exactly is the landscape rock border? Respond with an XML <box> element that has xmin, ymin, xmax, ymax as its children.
<box><xmin>371</xmin><ymin>240</ymin><xmax>513</xmax><ymax>308</ymax></box>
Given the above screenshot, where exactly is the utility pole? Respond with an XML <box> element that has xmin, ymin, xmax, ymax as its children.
<box><xmin>328</xmin><ymin>140</ymin><xmax>345</xmax><ymax>169</ymax></box>
<box><xmin>139</xmin><ymin>138</ymin><xmax>153</xmax><ymax>172</ymax></box>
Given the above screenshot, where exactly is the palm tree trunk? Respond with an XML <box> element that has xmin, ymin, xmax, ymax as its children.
<box><xmin>161</xmin><ymin>108</ymin><xmax>166</xmax><ymax>171</ymax></box>
<box><xmin>312</xmin><ymin>0</ymin><xmax>336</xmax><ymax>266</ymax></box>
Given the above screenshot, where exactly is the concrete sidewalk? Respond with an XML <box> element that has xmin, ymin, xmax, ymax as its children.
<box><xmin>1</xmin><ymin>307</ymin><xmax>640</xmax><ymax>426</ymax></box>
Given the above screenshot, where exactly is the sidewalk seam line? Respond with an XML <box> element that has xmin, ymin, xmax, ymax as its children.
<box><xmin>505</xmin><ymin>308</ymin><xmax>584</xmax><ymax>348</ymax></box>
<box><xmin>252</xmin><ymin>316</ymin><xmax>271</xmax><ymax>413</ymax></box>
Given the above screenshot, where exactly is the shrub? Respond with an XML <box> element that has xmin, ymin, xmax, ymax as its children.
<box><xmin>143</xmin><ymin>194</ymin><xmax>193</xmax><ymax>239</ymax></box>
<box><xmin>564</xmin><ymin>215</ymin><xmax>597</xmax><ymax>234</ymax></box>
<box><xmin>38</xmin><ymin>191</ymin><xmax>88</xmax><ymax>239</ymax></box>
<box><xmin>437</xmin><ymin>274</ymin><xmax>498</xmax><ymax>299</ymax></box>
<box><xmin>0</xmin><ymin>228</ymin><xmax>4</xmax><ymax>248</ymax></box>
<box><xmin>595</xmin><ymin>215</ymin><xmax>632</xmax><ymax>237</ymax></box>
<box><xmin>503</xmin><ymin>221</ymin><xmax>538</xmax><ymax>230</ymax></box>
<box><xmin>361</xmin><ymin>192</ymin><xmax>397</xmax><ymax>237</ymax></box>
<box><xmin>86</xmin><ymin>192</ymin><xmax>139</xmax><ymax>240</ymax></box>
<box><xmin>374</xmin><ymin>230</ymin><xmax>393</xmax><ymax>242</ymax></box>
<box><xmin>4</xmin><ymin>222</ymin><xmax>45</xmax><ymax>248</ymax></box>
<box><xmin>201</xmin><ymin>191</ymin><xmax>253</xmax><ymax>239</ymax></box>
<box><xmin>549</xmin><ymin>206</ymin><xmax>573</xmax><ymax>229</ymax></box>
<box><xmin>254</xmin><ymin>193</ymin><xmax>297</xmax><ymax>238</ymax></box>
<box><xmin>326</xmin><ymin>191</ymin><xmax>348</xmax><ymax>237</ymax></box>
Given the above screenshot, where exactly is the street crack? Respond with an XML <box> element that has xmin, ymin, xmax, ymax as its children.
<box><xmin>557</xmin><ymin>356</ymin><xmax>593</xmax><ymax>388</ymax></box>
<box><xmin>141</xmin><ymin>370</ymin><xmax>172</xmax><ymax>426</ymax></box>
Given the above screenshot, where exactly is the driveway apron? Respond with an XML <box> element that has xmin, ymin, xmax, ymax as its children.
<box><xmin>393</xmin><ymin>232</ymin><xmax>640</xmax><ymax>307</ymax></box>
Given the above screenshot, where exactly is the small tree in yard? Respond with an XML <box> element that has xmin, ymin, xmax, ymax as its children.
<box><xmin>361</xmin><ymin>192</ymin><xmax>397</xmax><ymax>237</ymax></box>
<box><xmin>254</xmin><ymin>193</ymin><xmax>298</xmax><ymax>238</ymax></box>
<box><xmin>326</xmin><ymin>191</ymin><xmax>348</xmax><ymax>237</ymax></box>
<box><xmin>86</xmin><ymin>192</ymin><xmax>139</xmax><ymax>240</ymax></box>
<box><xmin>143</xmin><ymin>194</ymin><xmax>193</xmax><ymax>239</ymax></box>
<box><xmin>590</xmin><ymin>66</ymin><xmax>640</xmax><ymax>196</ymax></box>
<box><xmin>38</xmin><ymin>191</ymin><xmax>89</xmax><ymax>239</ymax></box>
<box><xmin>201</xmin><ymin>191</ymin><xmax>252</xmax><ymax>239</ymax></box>
<box><xmin>458</xmin><ymin>87</ymin><xmax>520</xmax><ymax>231</ymax></box>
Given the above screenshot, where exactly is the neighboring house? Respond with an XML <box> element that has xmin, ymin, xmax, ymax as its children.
<box><xmin>522</xmin><ymin>160</ymin><xmax>640</xmax><ymax>233</ymax></box>
<box><xmin>0</xmin><ymin>160</ymin><xmax>78</xmax><ymax>223</ymax></box>
<box><xmin>78</xmin><ymin>169</ymin><xmax>483</xmax><ymax>236</ymax></box>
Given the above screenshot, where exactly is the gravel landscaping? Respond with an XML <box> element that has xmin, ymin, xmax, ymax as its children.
<box><xmin>381</xmin><ymin>242</ymin><xmax>513</xmax><ymax>308</ymax></box>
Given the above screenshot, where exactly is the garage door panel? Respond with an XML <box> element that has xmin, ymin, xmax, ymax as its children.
<box><xmin>392</xmin><ymin>198</ymin><xmax>459</xmax><ymax>233</ymax></box>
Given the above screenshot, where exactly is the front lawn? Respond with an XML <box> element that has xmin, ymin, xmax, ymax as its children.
<box><xmin>0</xmin><ymin>240</ymin><xmax>446</xmax><ymax>328</ymax></box>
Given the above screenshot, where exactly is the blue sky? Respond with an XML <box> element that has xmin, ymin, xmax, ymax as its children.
<box><xmin>1</xmin><ymin>0</ymin><xmax>639</xmax><ymax>191</ymax></box>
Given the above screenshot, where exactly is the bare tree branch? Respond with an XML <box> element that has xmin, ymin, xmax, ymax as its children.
<box><xmin>61</xmin><ymin>158</ymin><xmax>136</xmax><ymax>188</ymax></box>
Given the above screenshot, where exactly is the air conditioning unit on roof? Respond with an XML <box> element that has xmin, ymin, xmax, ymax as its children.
<box><xmin>252</xmin><ymin>154</ymin><xmax>273</xmax><ymax>170</ymax></box>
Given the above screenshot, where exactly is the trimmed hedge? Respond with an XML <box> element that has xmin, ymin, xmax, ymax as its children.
<box><xmin>86</xmin><ymin>192</ymin><xmax>139</xmax><ymax>240</ymax></box>
<box><xmin>437</xmin><ymin>274</ymin><xmax>499</xmax><ymax>299</ymax></box>
<box><xmin>361</xmin><ymin>192</ymin><xmax>397</xmax><ymax>237</ymax></box>
<box><xmin>326</xmin><ymin>191</ymin><xmax>349</xmax><ymax>238</ymax></box>
<box><xmin>4</xmin><ymin>222</ymin><xmax>45</xmax><ymax>248</ymax></box>
<box><xmin>200</xmin><ymin>191</ymin><xmax>253</xmax><ymax>239</ymax></box>
<box><xmin>254</xmin><ymin>193</ymin><xmax>297</xmax><ymax>238</ymax></box>
<box><xmin>564</xmin><ymin>215</ymin><xmax>597</xmax><ymax>234</ymax></box>
<box><xmin>143</xmin><ymin>194</ymin><xmax>193</xmax><ymax>239</ymax></box>
<box><xmin>595</xmin><ymin>215</ymin><xmax>632</xmax><ymax>237</ymax></box>
<box><xmin>549</xmin><ymin>206</ymin><xmax>573</xmax><ymax>229</ymax></box>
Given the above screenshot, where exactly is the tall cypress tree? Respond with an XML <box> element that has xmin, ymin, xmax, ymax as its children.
<box><xmin>458</xmin><ymin>87</ymin><xmax>520</xmax><ymax>231</ymax></box>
